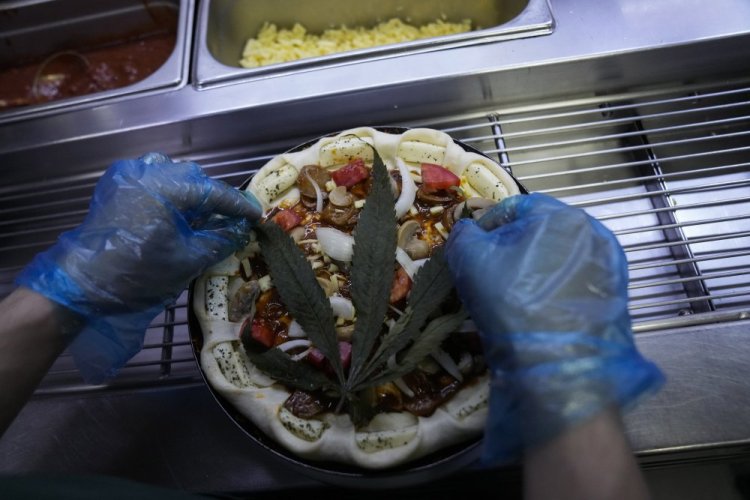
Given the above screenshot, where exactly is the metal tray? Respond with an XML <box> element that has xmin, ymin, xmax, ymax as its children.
<box><xmin>0</xmin><ymin>0</ymin><xmax>193</xmax><ymax>123</ymax></box>
<box><xmin>187</xmin><ymin>127</ymin><xmax>528</xmax><ymax>487</ymax></box>
<box><xmin>194</xmin><ymin>0</ymin><xmax>554</xmax><ymax>87</ymax></box>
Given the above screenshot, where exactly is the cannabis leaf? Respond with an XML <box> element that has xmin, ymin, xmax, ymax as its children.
<box><xmin>351</xmin><ymin>246</ymin><xmax>456</xmax><ymax>387</ymax></box>
<box><xmin>256</xmin><ymin>221</ymin><xmax>344</xmax><ymax>384</ymax></box>
<box><xmin>346</xmin><ymin>148</ymin><xmax>398</xmax><ymax>387</ymax></box>
<box><xmin>346</xmin><ymin>392</ymin><xmax>379</xmax><ymax>428</ymax></box>
<box><xmin>249</xmin><ymin>139</ymin><xmax>471</xmax><ymax>427</ymax></box>
<box><xmin>355</xmin><ymin>308</ymin><xmax>468</xmax><ymax>390</ymax></box>
<box><xmin>245</xmin><ymin>347</ymin><xmax>339</xmax><ymax>393</ymax></box>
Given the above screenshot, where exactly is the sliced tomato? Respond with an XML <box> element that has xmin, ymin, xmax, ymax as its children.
<box><xmin>272</xmin><ymin>208</ymin><xmax>301</xmax><ymax>232</ymax></box>
<box><xmin>331</xmin><ymin>158</ymin><xmax>370</xmax><ymax>187</ymax></box>
<box><xmin>243</xmin><ymin>318</ymin><xmax>276</xmax><ymax>349</ymax></box>
<box><xmin>338</xmin><ymin>341</ymin><xmax>352</xmax><ymax>371</ymax></box>
<box><xmin>389</xmin><ymin>267</ymin><xmax>412</xmax><ymax>304</ymax></box>
<box><xmin>306</xmin><ymin>347</ymin><xmax>327</xmax><ymax>370</ymax></box>
<box><xmin>306</xmin><ymin>342</ymin><xmax>352</xmax><ymax>373</ymax></box>
<box><xmin>421</xmin><ymin>163</ymin><xmax>460</xmax><ymax>192</ymax></box>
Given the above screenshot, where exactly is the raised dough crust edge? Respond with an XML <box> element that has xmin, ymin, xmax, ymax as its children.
<box><xmin>198</xmin><ymin>128</ymin><xmax>511</xmax><ymax>468</ymax></box>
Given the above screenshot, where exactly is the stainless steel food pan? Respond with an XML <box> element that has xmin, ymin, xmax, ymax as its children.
<box><xmin>194</xmin><ymin>0</ymin><xmax>553</xmax><ymax>87</ymax></box>
<box><xmin>0</xmin><ymin>0</ymin><xmax>193</xmax><ymax>123</ymax></box>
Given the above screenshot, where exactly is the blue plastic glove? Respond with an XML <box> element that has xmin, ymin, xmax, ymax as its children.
<box><xmin>16</xmin><ymin>153</ymin><xmax>261</xmax><ymax>383</ymax></box>
<box><xmin>445</xmin><ymin>193</ymin><xmax>664</xmax><ymax>465</ymax></box>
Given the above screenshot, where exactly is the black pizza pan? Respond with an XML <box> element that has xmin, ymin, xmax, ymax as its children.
<box><xmin>187</xmin><ymin>127</ymin><xmax>528</xmax><ymax>489</ymax></box>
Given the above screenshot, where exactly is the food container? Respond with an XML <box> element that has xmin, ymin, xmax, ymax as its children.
<box><xmin>194</xmin><ymin>0</ymin><xmax>554</xmax><ymax>87</ymax></box>
<box><xmin>0</xmin><ymin>0</ymin><xmax>193</xmax><ymax>122</ymax></box>
<box><xmin>187</xmin><ymin>127</ymin><xmax>528</xmax><ymax>487</ymax></box>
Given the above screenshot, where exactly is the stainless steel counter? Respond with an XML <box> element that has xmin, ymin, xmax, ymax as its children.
<box><xmin>2</xmin><ymin>0</ymin><xmax>750</xmax><ymax>493</ymax></box>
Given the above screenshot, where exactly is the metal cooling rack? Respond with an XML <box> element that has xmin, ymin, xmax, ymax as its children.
<box><xmin>3</xmin><ymin>80</ymin><xmax>749</xmax><ymax>393</ymax></box>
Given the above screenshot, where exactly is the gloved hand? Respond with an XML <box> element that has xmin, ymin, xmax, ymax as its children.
<box><xmin>445</xmin><ymin>193</ymin><xmax>664</xmax><ymax>464</ymax></box>
<box><xmin>16</xmin><ymin>153</ymin><xmax>261</xmax><ymax>383</ymax></box>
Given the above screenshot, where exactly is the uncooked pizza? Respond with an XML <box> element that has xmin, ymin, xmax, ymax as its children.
<box><xmin>193</xmin><ymin>127</ymin><xmax>520</xmax><ymax>469</ymax></box>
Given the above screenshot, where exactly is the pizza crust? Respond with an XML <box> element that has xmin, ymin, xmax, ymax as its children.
<box><xmin>195</xmin><ymin>127</ymin><xmax>513</xmax><ymax>469</ymax></box>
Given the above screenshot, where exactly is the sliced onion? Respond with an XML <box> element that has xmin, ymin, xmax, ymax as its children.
<box><xmin>394</xmin><ymin>377</ymin><xmax>415</xmax><ymax>398</ymax></box>
<box><xmin>276</xmin><ymin>339</ymin><xmax>312</xmax><ymax>352</ymax></box>
<box><xmin>432</xmin><ymin>348</ymin><xmax>464</xmax><ymax>382</ymax></box>
<box><xmin>395</xmin><ymin>247</ymin><xmax>428</xmax><ymax>280</ymax></box>
<box><xmin>387</xmin><ymin>353</ymin><xmax>398</xmax><ymax>370</ymax></box>
<box><xmin>457</xmin><ymin>351</ymin><xmax>473</xmax><ymax>374</ymax></box>
<box><xmin>275</xmin><ymin>337</ymin><xmax>313</xmax><ymax>362</ymax></box>
<box><xmin>386</xmin><ymin>354</ymin><xmax>416</xmax><ymax>397</ymax></box>
<box><xmin>394</xmin><ymin>158</ymin><xmax>417</xmax><ymax>219</ymax></box>
<box><xmin>290</xmin><ymin>349</ymin><xmax>313</xmax><ymax>362</ymax></box>
<box><xmin>305</xmin><ymin>170</ymin><xmax>324</xmax><ymax>213</ymax></box>
<box><xmin>329</xmin><ymin>295</ymin><xmax>355</xmax><ymax>320</ymax></box>
<box><xmin>316</xmin><ymin>227</ymin><xmax>354</xmax><ymax>262</ymax></box>
<box><xmin>287</xmin><ymin>320</ymin><xmax>307</xmax><ymax>338</ymax></box>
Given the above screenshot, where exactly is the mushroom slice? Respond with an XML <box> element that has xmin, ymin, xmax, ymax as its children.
<box><xmin>228</xmin><ymin>280</ymin><xmax>261</xmax><ymax>323</ymax></box>
<box><xmin>329</xmin><ymin>185</ymin><xmax>354</xmax><ymax>207</ymax></box>
<box><xmin>397</xmin><ymin>220</ymin><xmax>420</xmax><ymax>249</ymax></box>
<box><xmin>321</xmin><ymin>202</ymin><xmax>356</xmax><ymax>227</ymax></box>
<box><xmin>289</xmin><ymin>226</ymin><xmax>305</xmax><ymax>243</ymax></box>
<box><xmin>416</xmin><ymin>185</ymin><xmax>454</xmax><ymax>204</ymax></box>
<box><xmin>397</xmin><ymin>219</ymin><xmax>430</xmax><ymax>260</ymax></box>
<box><xmin>297</xmin><ymin>165</ymin><xmax>331</xmax><ymax>199</ymax></box>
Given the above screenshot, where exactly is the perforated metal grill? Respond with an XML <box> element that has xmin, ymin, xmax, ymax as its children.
<box><xmin>3</xmin><ymin>80</ymin><xmax>749</xmax><ymax>393</ymax></box>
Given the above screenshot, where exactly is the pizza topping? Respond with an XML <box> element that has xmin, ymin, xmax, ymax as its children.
<box><xmin>272</xmin><ymin>209</ymin><xmax>302</xmax><ymax>232</ymax></box>
<box><xmin>329</xmin><ymin>185</ymin><xmax>354</xmax><ymax>207</ymax></box>
<box><xmin>397</xmin><ymin>220</ymin><xmax>430</xmax><ymax>260</ymax></box>
<box><xmin>335</xmin><ymin>323</ymin><xmax>355</xmax><ymax>341</ymax></box>
<box><xmin>394</xmin><ymin>158</ymin><xmax>417</xmax><ymax>219</ymax></box>
<box><xmin>395</xmin><ymin>247</ymin><xmax>428</xmax><ymax>280</ymax></box>
<box><xmin>242</xmin><ymin>317</ymin><xmax>277</xmax><ymax>349</ymax></box>
<box><xmin>287</xmin><ymin>320</ymin><xmax>306</xmax><ymax>338</ymax></box>
<box><xmin>420</xmin><ymin>163</ymin><xmax>461</xmax><ymax>192</ymax></box>
<box><xmin>374</xmin><ymin>382</ymin><xmax>404</xmax><ymax>411</ymax></box>
<box><xmin>401</xmin><ymin>370</ymin><xmax>462</xmax><ymax>417</ymax></box>
<box><xmin>315</xmin><ymin>276</ymin><xmax>336</xmax><ymax>297</ymax></box>
<box><xmin>389</xmin><ymin>266</ymin><xmax>412</xmax><ymax>304</ymax></box>
<box><xmin>283</xmin><ymin>390</ymin><xmax>332</xmax><ymax>419</ymax></box>
<box><xmin>277</xmin><ymin>339</ymin><xmax>314</xmax><ymax>361</ymax></box>
<box><xmin>315</xmin><ymin>227</ymin><xmax>354</xmax><ymax>262</ymax></box>
<box><xmin>329</xmin><ymin>295</ymin><xmax>355</xmax><ymax>320</ymax></box>
<box><xmin>306</xmin><ymin>340</ymin><xmax>352</xmax><ymax>374</ymax></box>
<box><xmin>434</xmin><ymin>221</ymin><xmax>450</xmax><ymax>240</ymax></box>
<box><xmin>416</xmin><ymin>185</ymin><xmax>456</xmax><ymax>205</ymax></box>
<box><xmin>303</xmin><ymin>169</ymin><xmax>325</xmax><ymax>212</ymax></box>
<box><xmin>321</xmin><ymin>201</ymin><xmax>357</xmax><ymax>227</ymax></box>
<box><xmin>228</xmin><ymin>280</ymin><xmax>260</xmax><ymax>323</ymax></box>
<box><xmin>288</xmin><ymin>226</ymin><xmax>306</xmax><ymax>243</ymax></box>
<box><xmin>432</xmin><ymin>348</ymin><xmax>464</xmax><ymax>382</ymax></box>
<box><xmin>298</xmin><ymin>165</ymin><xmax>331</xmax><ymax>199</ymax></box>
<box><xmin>331</xmin><ymin>158</ymin><xmax>370</xmax><ymax>187</ymax></box>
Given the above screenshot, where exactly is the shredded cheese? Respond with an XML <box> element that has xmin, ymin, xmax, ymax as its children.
<box><xmin>240</xmin><ymin>18</ymin><xmax>472</xmax><ymax>68</ymax></box>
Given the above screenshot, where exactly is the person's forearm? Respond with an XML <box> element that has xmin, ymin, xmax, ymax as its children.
<box><xmin>524</xmin><ymin>408</ymin><xmax>649</xmax><ymax>500</ymax></box>
<box><xmin>0</xmin><ymin>287</ymin><xmax>81</xmax><ymax>435</ymax></box>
